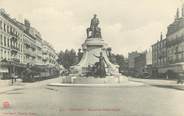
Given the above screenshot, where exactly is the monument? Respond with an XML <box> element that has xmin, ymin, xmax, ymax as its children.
<box><xmin>70</xmin><ymin>14</ymin><xmax>121</xmax><ymax>78</ymax></box>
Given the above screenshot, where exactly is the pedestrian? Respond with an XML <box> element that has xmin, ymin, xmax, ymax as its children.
<box><xmin>177</xmin><ymin>72</ymin><xmax>183</xmax><ymax>84</ymax></box>
<box><xmin>11</xmin><ymin>73</ymin><xmax>15</xmax><ymax>85</ymax></box>
<box><xmin>166</xmin><ymin>74</ymin><xmax>168</xmax><ymax>80</ymax></box>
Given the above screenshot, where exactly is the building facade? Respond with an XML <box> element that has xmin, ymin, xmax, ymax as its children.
<box><xmin>0</xmin><ymin>9</ymin><xmax>59</xmax><ymax>79</ymax></box>
<box><xmin>128</xmin><ymin>51</ymin><xmax>140</xmax><ymax>70</ymax></box>
<box><xmin>134</xmin><ymin>52</ymin><xmax>146</xmax><ymax>74</ymax></box>
<box><xmin>152</xmin><ymin>4</ymin><xmax>184</xmax><ymax>74</ymax></box>
<box><xmin>128</xmin><ymin>50</ymin><xmax>152</xmax><ymax>75</ymax></box>
<box><xmin>42</xmin><ymin>40</ymin><xmax>58</xmax><ymax>67</ymax></box>
<box><xmin>152</xmin><ymin>34</ymin><xmax>167</xmax><ymax>73</ymax></box>
<box><xmin>134</xmin><ymin>50</ymin><xmax>152</xmax><ymax>75</ymax></box>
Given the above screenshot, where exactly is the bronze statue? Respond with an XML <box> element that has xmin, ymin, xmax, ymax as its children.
<box><xmin>86</xmin><ymin>14</ymin><xmax>102</xmax><ymax>38</ymax></box>
<box><xmin>93</xmin><ymin>52</ymin><xmax>107</xmax><ymax>78</ymax></box>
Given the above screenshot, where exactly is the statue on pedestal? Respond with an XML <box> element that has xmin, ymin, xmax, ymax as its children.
<box><xmin>86</xmin><ymin>14</ymin><xmax>102</xmax><ymax>38</ymax></box>
<box><xmin>70</xmin><ymin>14</ymin><xmax>121</xmax><ymax>79</ymax></box>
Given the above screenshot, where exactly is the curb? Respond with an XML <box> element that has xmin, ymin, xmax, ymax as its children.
<box><xmin>151</xmin><ymin>84</ymin><xmax>184</xmax><ymax>91</ymax></box>
<box><xmin>0</xmin><ymin>86</ymin><xmax>24</xmax><ymax>94</ymax></box>
<box><xmin>0</xmin><ymin>77</ymin><xmax>62</xmax><ymax>94</ymax></box>
<box><xmin>47</xmin><ymin>81</ymin><xmax>144</xmax><ymax>88</ymax></box>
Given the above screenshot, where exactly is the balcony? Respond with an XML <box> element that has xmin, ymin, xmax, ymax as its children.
<box><xmin>25</xmin><ymin>59</ymin><xmax>35</xmax><ymax>64</ymax></box>
<box><xmin>10</xmin><ymin>58</ymin><xmax>20</xmax><ymax>63</ymax></box>
<box><xmin>37</xmin><ymin>52</ymin><xmax>42</xmax><ymax>58</ymax></box>
<box><xmin>10</xmin><ymin>31</ymin><xmax>18</xmax><ymax>37</ymax></box>
<box><xmin>175</xmin><ymin>51</ymin><xmax>184</xmax><ymax>54</ymax></box>
<box><xmin>23</xmin><ymin>49</ymin><xmax>36</xmax><ymax>57</ymax></box>
<box><xmin>11</xmin><ymin>46</ymin><xmax>19</xmax><ymax>52</ymax></box>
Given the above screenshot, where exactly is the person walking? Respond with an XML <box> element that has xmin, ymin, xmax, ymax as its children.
<box><xmin>177</xmin><ymin>72</ymin><xmax>184</xmax><ymax>84</ymax></box>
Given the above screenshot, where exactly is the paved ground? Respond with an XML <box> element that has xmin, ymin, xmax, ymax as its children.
<box><xmin>129</xmin><ymin>77</ymin><xmax>184</xmax><ymax>90</ymax></box>
<box><xmin>0</xmin><ymin>77</ymin><xmax>184</xmax><ymax>116</ymax></box>
<box><xmin>129</xmin><ymin>77</ymin><xmax>177</xmax><ymax>85</ymax></box>
<box><xmin>0</xmin><ymin>77</ymin><xmax>62</xmax><ymax>94</ymax></box>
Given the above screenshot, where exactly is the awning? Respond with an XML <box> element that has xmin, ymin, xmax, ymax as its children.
<box><xmin>158</xmin><ymin>64</ymin><xmax>183</xmax><ymax>73</ymax></box>
<box><xmin>0</xmin><ymin>68</ymin><xmax>8</xmax><ymax>73</ymax></box>
<box><xmin>0</xmin><ymin>61</ymin><xmax>26</xmax><ymax>68</ymax></box>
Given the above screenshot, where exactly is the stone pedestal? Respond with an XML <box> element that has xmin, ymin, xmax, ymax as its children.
<box><xmin>70</xmin><ymin>37</ymin><xmax>120</xmax><ymax>76</ymax></box>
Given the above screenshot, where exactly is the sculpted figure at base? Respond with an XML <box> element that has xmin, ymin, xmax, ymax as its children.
<box><xmin>93</xmin><ymin>52</ymin><xmax>108</xmax><ymax>78</ymax></box>
<box><xmin>86</xmin><ymin>14</ymin><xmax>102</xmax><ymax>38</ymax></box>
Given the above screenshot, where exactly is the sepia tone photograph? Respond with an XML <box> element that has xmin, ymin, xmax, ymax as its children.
<box><xmin>0</xmin><ymin>0</ymin><xmax>184</xmax><ymax>116</ymax></box>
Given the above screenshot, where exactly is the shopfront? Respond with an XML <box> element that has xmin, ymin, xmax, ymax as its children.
<box><xmin>0</xmin><ymin>60</ymin><xmax>26</xmax><ymax>79</ymax></box>
<box><xmin>0</xmin><ymin>64</ymin><xmax>9</xmax><ymax>79</ymax></box>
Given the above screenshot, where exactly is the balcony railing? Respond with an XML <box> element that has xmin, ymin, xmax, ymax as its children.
<box><xmin>23</xmin><ymin>49</ymin><xmax>36</xmax><ymax>56</ymax></box>
<box><xmin>10</xmin><ymin>31</ymin><xmax>18</xmax><ymax>37</ymax></box>
<box><xmin>11</xmin><ymin>46</ymin><xmax>19</xmax><ymax>52</ymax></box>
<box><xmin>175</xmin><ymin>51</ymin><xmax>184</xmax><ymax>54</ymax></box>
<box><xmin>10</xmin><ymin>58</ymin><xmax>20</xmax><ymax>63</ymax></box>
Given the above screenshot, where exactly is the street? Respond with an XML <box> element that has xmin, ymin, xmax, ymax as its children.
<box><xmin>0</xmin><ymin>77</ymin><xmax>184</xmax><ymax>116</ymax></box>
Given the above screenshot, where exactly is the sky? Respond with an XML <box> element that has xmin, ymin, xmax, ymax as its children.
<box><xmin>0</xmin><ymin>0</ymin><xmax>183</xmax><ymax>57</ymax></box>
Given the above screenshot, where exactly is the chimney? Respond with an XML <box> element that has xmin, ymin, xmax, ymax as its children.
<box><xmin>182</xmin><ymin>3</ymin><xmax>184</xmax><ymax>17</ymax></box>
<box><xmin>24</xmin><ymin>19</ymin><xmax>30</xmax><ymax>32</ymax></box>
<box><xmin>175</xmin><ymin>8</ymin><xmax>180</xmax><ymax>20</ymax></box>
<box><xmin>160</xmin><ymin>32</ymin><xmax>163</xmax><ymax>40</ymax></box>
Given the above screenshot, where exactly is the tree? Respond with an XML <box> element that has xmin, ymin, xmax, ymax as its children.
<box><xmin>57</xmin><ymin>49</ymin><xmax>78</xmax><ymax>69</ymax></box>
<box><xmin>69</xmin><ymin>49</ymin><xmax>78</xmax><ymax>66</ymax></box>
<box><xmin>110</xmin><ymin>53</ymin><xmax>117</xmax><ymax>64</ymax></box>
<box><xmin>117</xmin><ymin>55</ymin><xmax>128</xmax><ymax>71</ymax></box>
<box><xmin>107</xmin><ymin>50</ymin><xmax>128</xmax><ymax>72</ymax></box>
<box><xmin>57</xmin><ymin>51</ymin><xmax>64</xmax><ymax>65</ymax></box>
